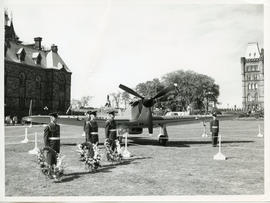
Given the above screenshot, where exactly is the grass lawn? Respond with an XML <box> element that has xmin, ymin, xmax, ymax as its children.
<box><xmin>5</xmin><ymin>119</ymin><xmax>264</xmax><ymax>196</ymax></box>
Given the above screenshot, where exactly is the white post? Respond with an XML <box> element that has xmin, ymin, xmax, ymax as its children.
<box><xmin>257</xmin><ymin>124</ymin><xmax>263</xmax><ymax>137</ymax></box>
<box><xmin>213</xmin><ymin>134</ymin><xmax>226</xmax><ymax>160</ymax></box>
<box><xmin>122</xmin><ymin>132</ymin><xmax>131</xmax><ymax>158</ymax></box>
<box><xmin>201</xmin><ymin>122</ymin><xmax>208</xmax><ymax>138</ymax></box>
<box><xmin>21</xmin><ymin>127</ymin><xmax>29</xmax><ymax>143</ymax></box>
<box><xmin>29</xmin><ymin>132</ymin><xmax>39</xmax><ymax>155</ymax></box>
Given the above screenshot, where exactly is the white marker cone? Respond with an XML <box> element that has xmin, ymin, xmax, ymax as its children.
<box><xmin>257</xmin><ymin>124</ymin><xmax>263</xmax><ymax>137</ymax></box>
<box><xmin>21</xmin><ymin>127</ymin><xmax>29</xmax><ymax>143</ymax></box>
<box><xmin>122</xmin><ymin>132</ymin><xmax>131</xmax><ymax>158</ymax></box>
<box><xmin>29</xmin><ymin>132</ymin><xmax>39</xmax><ymax>155</ymax></box>
<box><xmin>201</xmin><ymin>123</ymin><xmax>208</xmax><ymax>138</ymax></box>
<box><xmin>213</xmin><ymin>134</ymin><xmax>226</xmax><ymax>160</ymax></box>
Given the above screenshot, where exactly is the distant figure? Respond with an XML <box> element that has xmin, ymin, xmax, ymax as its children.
<box><xmin>43</xmin><ymin>112</ymin><xmax>60</xmax><ymax>168</ymax></box>
<box><xmin>5</xmin><ymin>116</ymin><xmax>11</xmax><ymax>125</ymax></box>
<box><xmin>105</xmin><ymin>95</ymin><xmax>111</xmax><ymax>108</ymax></box>
<box><xmin>210</xmin><ymin>113</ymin><xmax>219</xmax><ymax>147</ymax></box>
<box><xmin>105</xmin><ymin>110</ymin><xmax>117</xmax><ymax>151</ymax></box>
<box><xmin>13</xmin><ymin>116</ymin><xmax>18</xmax><ymax>125</ymax></box>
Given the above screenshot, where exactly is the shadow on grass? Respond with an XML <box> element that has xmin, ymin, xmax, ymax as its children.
<box><xmin>58</xmin><ymin>156</ymin><xmax>152</xmax><ymax>183</ymax></box>
<box><xmin>127</xmin><ymin>137</ymin><xmax>254</xmax><ymax>147</ymax></box>
<box><xmin>61</xmin><ymin>143</ymin><xmax>78</xmax><ymax>146</ymax></box>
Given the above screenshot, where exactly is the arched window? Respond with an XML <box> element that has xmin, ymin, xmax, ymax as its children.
<box><xmin>254</xmin><ymin>93</ymin><xmax>258</xmax><ymax>101</ymax></box>
<box><xmin>36</xmin><ymin>76</ymin><xmax>41</xmax><ymax>88</ymax></box>
<box><xmin>19</xmin><ymin>73</ymin><xmax>26</xmax><ymax>86</ymax></box>
<box><xmin>247</xmin><ymin>94</ymin><xmax>252</xmax><ymax>102</ymax></box>
<box><xmin>248</xmin><ymin>83</ymin><xmax>251</xmax><ymax>90</ymax></box>
<box><xmin>251</xmin><ymin>83</ymin><xmax>254</xmax><ymax>90</ymax></box>
<box><xmin>254</xmin><ymin>83</ymin><xmax>258</xmax><ymax>89</ymax></box>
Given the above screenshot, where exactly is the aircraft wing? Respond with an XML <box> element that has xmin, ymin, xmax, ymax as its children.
<box><xmin>22</xmin><ymin>115</ymin><xmax>130</xmax><ymax>128</ymax></box>
<box><xmin>152</xmin><ymin>114</ymin><xmax>236</xmax><ymax>127</ymax></box>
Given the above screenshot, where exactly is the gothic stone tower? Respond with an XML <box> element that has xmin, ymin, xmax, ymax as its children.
<box><xmin>241</xmin><ymin>42</ymin><xmax>264</xmax><ymax>111</ymax></box>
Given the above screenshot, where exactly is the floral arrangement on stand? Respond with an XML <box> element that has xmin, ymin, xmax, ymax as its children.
<box><xmin>37</xmin><ymin>147</ymin><xmax>65</xmax><ymax>182</ymax></box>
<box><xmin>77</xmin><ymin>143</ymin><xmax>101</xmax><ymax>172</ymax></box>
<box><xmin>104</xmin><ymin>139</ymin><xmax>123</xmax><ymax>162</ymax></box>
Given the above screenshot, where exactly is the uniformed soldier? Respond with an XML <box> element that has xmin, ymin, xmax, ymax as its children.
<box><xmin>44</xmin><ymin>112</ymin><xmax>60</xmax><ymax>167</ymax></box>
<box><xmin>105</xmin><ymin>110</ymin><xmax>117</xmax><ymax>151</ymax></box>
<box><xmin>210</xmin><ymin>113</ymin><xmax>219</xmax><ymax>147</ymax></box>
<box><xmin>87</xmin><ymin>110</ymin><xmax>99</xmax><ymax>144</ymax></box>
<box><xmin>83</xmin><ymin>111</ymin><xmax>91</xmax><ymax>142</ymax></box>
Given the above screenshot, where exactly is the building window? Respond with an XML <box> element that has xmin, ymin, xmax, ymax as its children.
<box><xmin>254</xmin><ymin>83</ymin><xmax>258</xmax><ymax>89</ymax></box>
<box><xmin>19</xmin><ymin>73</ymin><xmax>26</xmax><ymax>86</ymax></box>
<box><xmin>32</xmin><ymin>52</ymin><xmax>42</xmax><ymax>65</ymax></box>
<box><xmin>16</xmin><ymin>48</ymin><xmax>26</xmax><ymax>62</ymax></box>
<box><xmin>254</xmin><ymin>53</ymin><xmax>256</xmax><ymax>57</ymax></box>
<box><xmin>247</xmin><ymin>94</ymin><xmax>251</xmax><ymax>102</ymax></box>
<box><xmin>19</xmin><ymin>97</ymin><xmax>25</xmax><ymax>109</ymax></box>
<box><xmin>248</xmin><ymin>83</ymin><xmax>251</xmax><ymax>90</ymax></box>
<box><xmin>36</xmin><ymin>76</ymin><xmax>41</xmax><ymax>88</ymax></box>
<box><xmin>254</xmin><ymin>93</ymin><xmax>258</xmax><ymax>101</ymax></box>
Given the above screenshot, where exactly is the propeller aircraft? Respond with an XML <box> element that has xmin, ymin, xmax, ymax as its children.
<box><xmin>22</xmin><ymin>84</ymin><xmax>229</xmax><ymax>146</ymax></box>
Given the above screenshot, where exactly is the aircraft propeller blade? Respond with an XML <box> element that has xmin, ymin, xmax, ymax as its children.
<box><xmin>152</xmin><ymin>85</ymin><xmax>175</xmax><ymax>100</ymax></box>
<box><xmin>119</xmin><ymin>84</ymin><xmax>144</xmax><ymax>99</ymax></box>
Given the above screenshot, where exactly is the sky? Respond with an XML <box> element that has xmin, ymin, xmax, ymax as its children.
<box><xmin>4</xmin><ymin>0</ymin><xmax>264</xmax><ymax>108</ymax></box>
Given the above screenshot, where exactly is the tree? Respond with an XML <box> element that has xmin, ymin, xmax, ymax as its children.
<box><xmin>161</xmin><ymin>70</ymin><xmax>219</xmax><ymax>112</ymax></box>
<box><xmin>135</xmin><ymin>78</ymin><xmax>164</xmax><ymax>98</ymax></box>
<box><xmin>121</xmin><ymin>91</ymin><xmax>131</xmax><ymax>109</ymax></box>
<box><xmin>80</xmin><ymin>96</ymin><xmax>93</xmax><ymax>107</ymax></box>
<box><xmin>110</xmin><ymin>92</ymin><xmax>121</xmax><ymax>108</ymax></box>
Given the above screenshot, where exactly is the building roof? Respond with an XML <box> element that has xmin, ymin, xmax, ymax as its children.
<box><xmin>5</xmin><ymin>41</ymin><xmax>71</xmax><ymax>73</ymax></box>
<box><xmin>245</xmin><ymin>42</ymin><xmax>261</xmax><ymax>59</ymax></box>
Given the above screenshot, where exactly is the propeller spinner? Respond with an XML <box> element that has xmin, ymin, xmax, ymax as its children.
<box><xmin>119</xmin><ymin>84</ymin><xmax>176</xmax><ymax>134</ymax></box>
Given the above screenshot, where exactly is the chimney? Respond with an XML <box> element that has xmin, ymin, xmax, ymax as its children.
<box><xmin>260</xmin><ymin>48</ymin><xmax>264</xmax><ymax>56</ymax></box>
<box><xmin>51</xmin><ymin>44</ymin><xmax>58</xmax><ymax>53</ymax></box>
<box><xmin>34</xmin><ymin>37</ymin><xmax>42</xmax><ymax>50</ymax></box>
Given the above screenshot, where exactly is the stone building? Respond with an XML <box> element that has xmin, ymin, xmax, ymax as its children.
<box><xmin>4</xmin><ymin>11</ymin><xmax>72</xmax><ymax>119</ymax></box>
<box><xmin>241</xmin><ymin>42</ymin><xmax>264</xmax><ymax>112</ymax></box>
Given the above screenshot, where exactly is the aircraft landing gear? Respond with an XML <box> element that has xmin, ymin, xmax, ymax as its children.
<box><xmin>158</xmin><ymin>125</ymin><xmax>168</xmax><ymax>146</ymax></box>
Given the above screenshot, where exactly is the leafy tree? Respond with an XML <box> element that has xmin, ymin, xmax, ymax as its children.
<box><xmin>162</xmin><ymin>70</ymin><xmax>219</xmax><ymax>112</ymax></box>
<box><xmin>80</xmin><ymin>96</ymin><xmax>93</xmax><ymax>107</ymax></box>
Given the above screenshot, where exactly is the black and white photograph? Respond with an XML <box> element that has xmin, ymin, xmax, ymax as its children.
<box><xmin>1</xmin><ymin>0</ymin><xmax>269</xmax><ymax>201</ymax></box>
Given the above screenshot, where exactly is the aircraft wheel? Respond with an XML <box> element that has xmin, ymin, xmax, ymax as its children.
<box><xmin>158</xmin><ymin>135</ymin><xmax>168</xmax><ymax>146</ymax></box>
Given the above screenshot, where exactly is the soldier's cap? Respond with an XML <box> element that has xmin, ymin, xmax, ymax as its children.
<box><xmin>49</xmin><ymin>112</ymin><xmax>58</xmax><ymax>118</ymax></box>
<box><xmin>86</xmin><ymin>110</ymin><xmax>97</xmax><ymax>115</ymax></box>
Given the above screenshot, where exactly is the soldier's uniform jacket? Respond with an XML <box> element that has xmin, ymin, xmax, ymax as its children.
<box><xmin>44</xmin><ymin>122</ymin><xmax>60</xmax><ymax>153</ymax></box>
<box><xmin>84</xmin><ymin>119</ymin><xmax>98</xmax><ymax>143</ymax></box>
<box><xmin>210</xmin><ymin>120</ymin><xmax>219</xmax><ymax>134</ymax></box>
<box><xmin>105</xmin><ymin>118</ymin><xmax>117</xmax><ymax>140</ymax></box>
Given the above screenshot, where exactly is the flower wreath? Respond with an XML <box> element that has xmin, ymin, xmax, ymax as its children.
<box><xmin>77</xmin><ymin>143</ymin><xmax>101</xmax><ymax>172</ymax></box>
<box><xmin>37</xmin><ymin>147</ymin><xmax>65</xmax><ymax>182</ymax></box>
<box><xmin>104</xmin><ymin>139</ymin><xmax>122</xmax><ymax>162</ymax></box>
